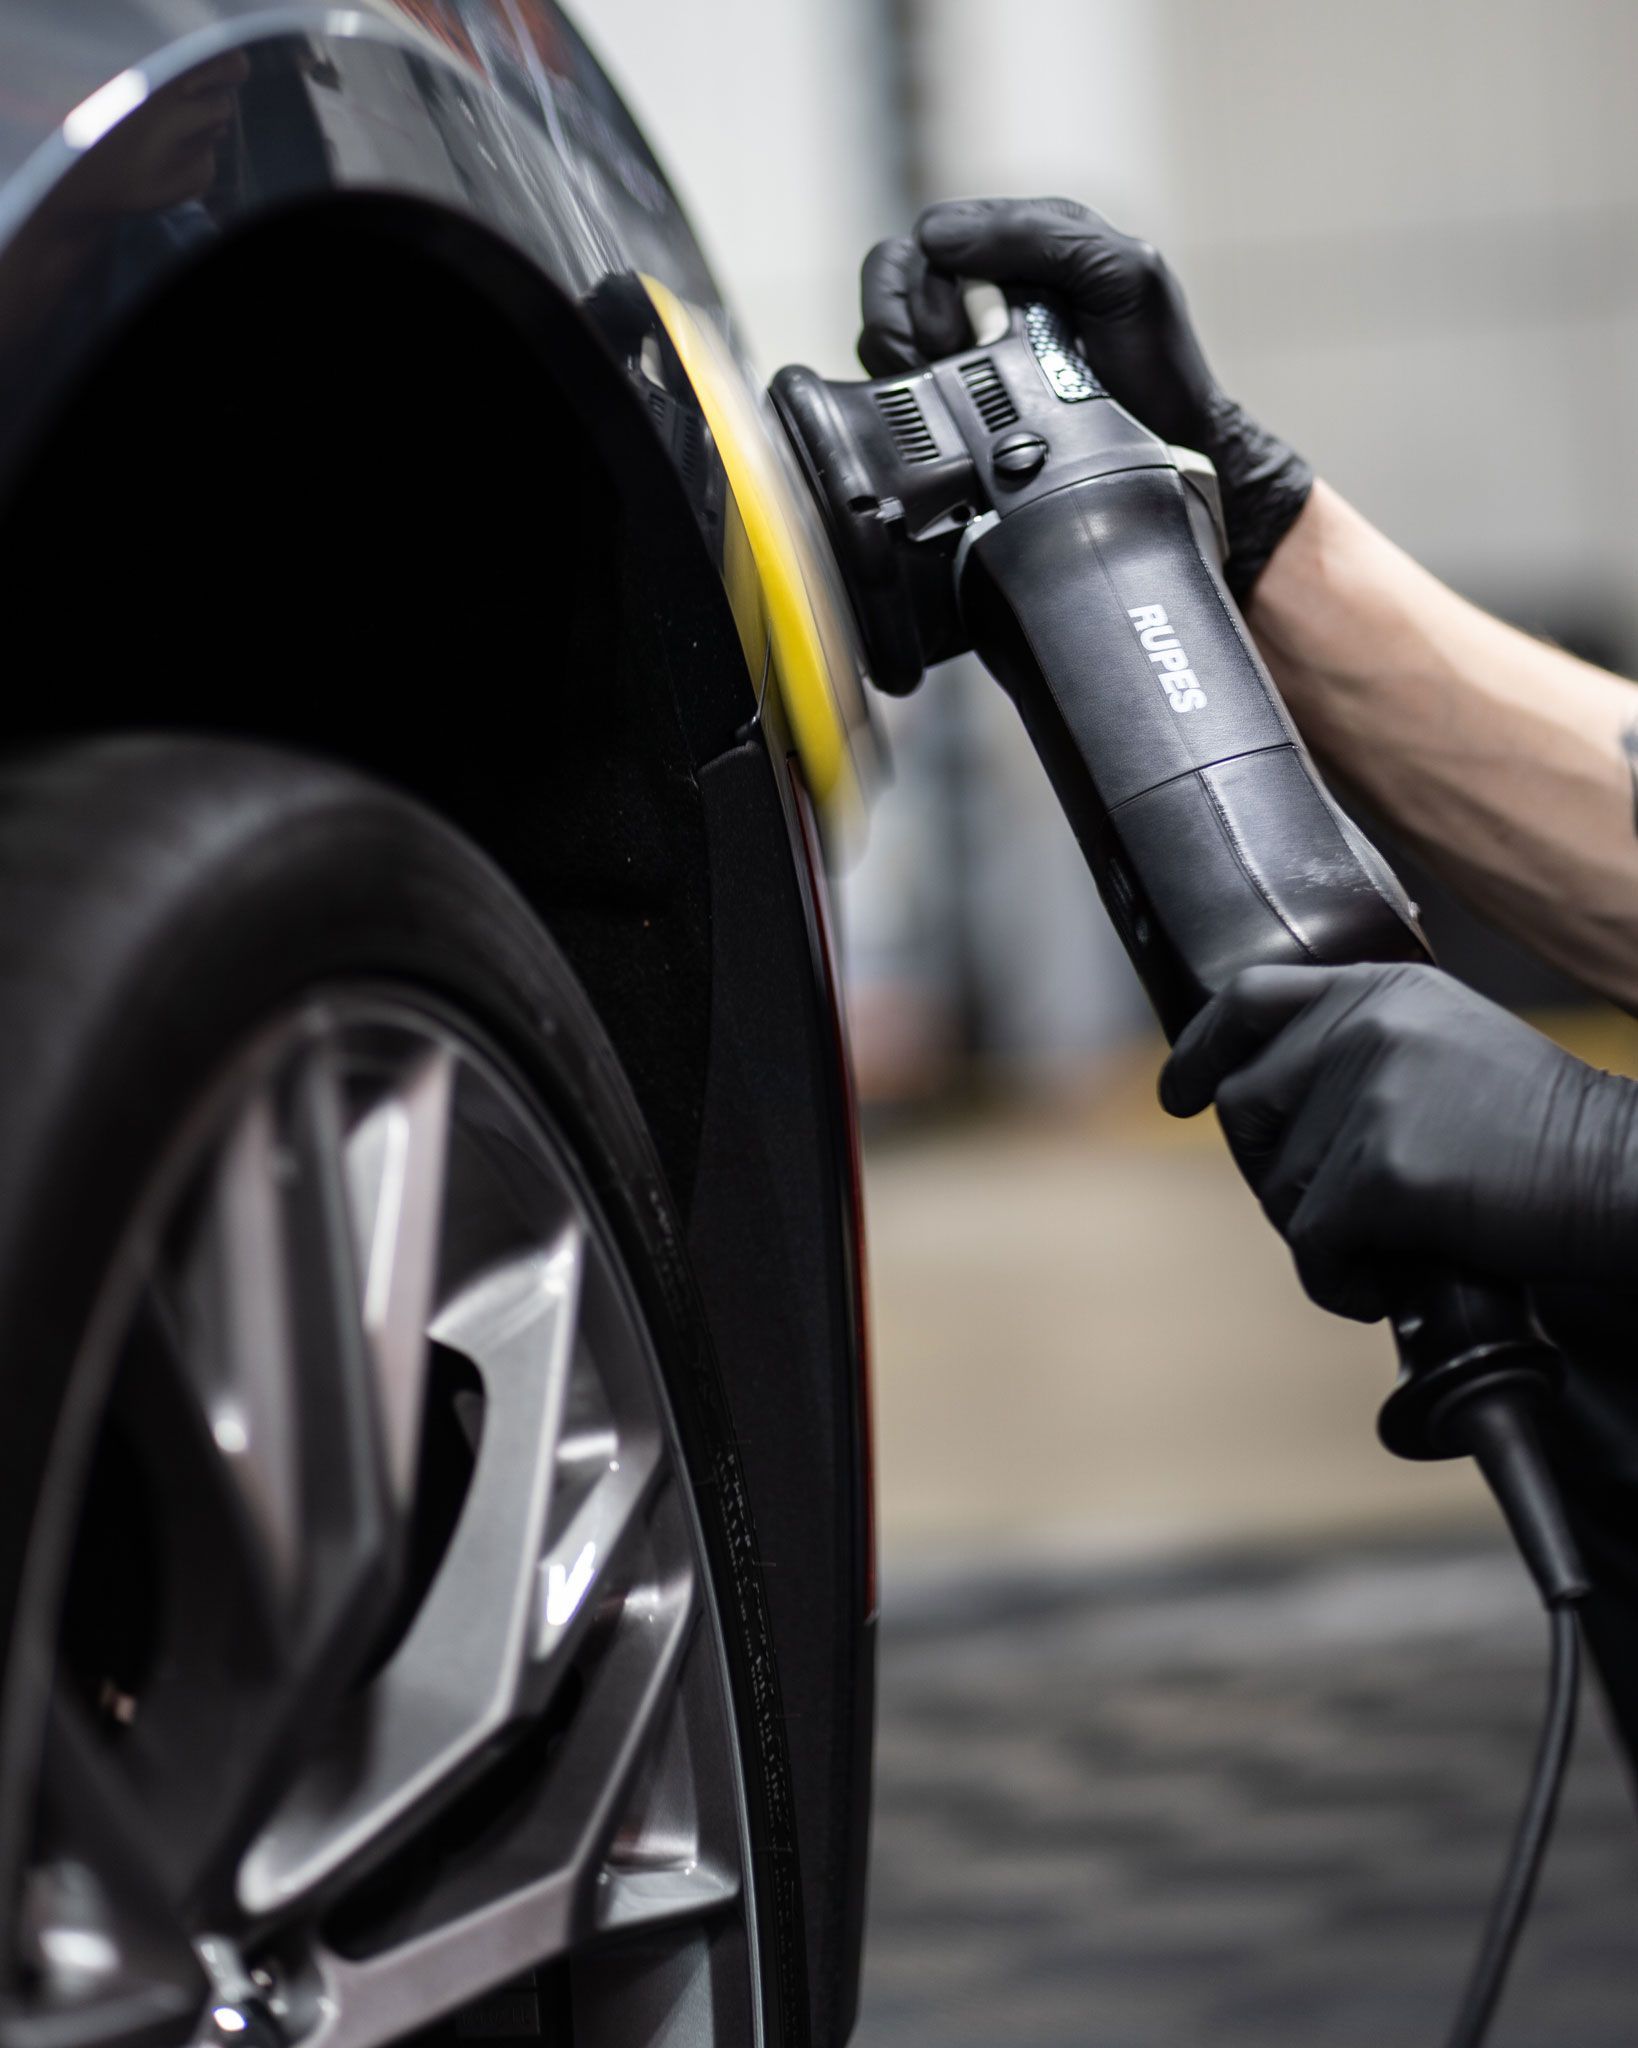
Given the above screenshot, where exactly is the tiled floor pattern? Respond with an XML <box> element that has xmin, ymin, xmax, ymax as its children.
<box><xmin>856</xmin><ymin>1541</ymin><xmax>1638</xmax><ymax>2047</ymax></box>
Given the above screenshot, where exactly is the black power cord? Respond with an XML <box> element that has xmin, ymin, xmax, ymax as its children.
<box><xmin>1426</xmin><ymin>1385</ymin><xmax>1588</xmax><ymax>2048</ymax></box>
<box><xmin>1445</xmin><ymin>1605</ymin><xmax>1581</xmax><ymax>2048</ymax></box>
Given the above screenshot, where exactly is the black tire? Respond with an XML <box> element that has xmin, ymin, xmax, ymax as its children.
<box><xmin>0</xmin><ymin>735</ymin><xmax>804</xmax><ymax>2046</ymax></box>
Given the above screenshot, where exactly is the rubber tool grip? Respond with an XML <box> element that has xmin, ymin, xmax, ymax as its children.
<box><xmin>958</xmin><ymin>467</ymin><xmax>1424</xmax><ymax>1033</ymax></box>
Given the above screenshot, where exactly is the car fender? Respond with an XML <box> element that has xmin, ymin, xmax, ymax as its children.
<box><xmin>0</xmin><ymin>0</ymin><xmax>875</xmax><ymax>824</ymax></box>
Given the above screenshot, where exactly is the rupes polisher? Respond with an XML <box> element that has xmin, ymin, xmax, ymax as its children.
<box><xmin>773</xmin><ymin>295</ymin><xmax>1585</xmax><ymax>1590</ymax></box>
<box><xmin>775</xmin><ymin>289</ymin><xmax>1590</xmax><ymax>2046</ymax></box>
<box><xmin>774</xmin><ymin>289</ymin><xmax>1598</xmax><ymax>2046</ymax></box>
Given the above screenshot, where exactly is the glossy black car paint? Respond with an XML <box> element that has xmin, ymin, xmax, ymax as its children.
<box><xmin>0</xmin><ymin>10</ymin><xmax>873</xmax><ymax>2045</ymax></box>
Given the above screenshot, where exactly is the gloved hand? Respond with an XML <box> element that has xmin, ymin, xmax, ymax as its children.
<box><xmin>1159</xmin><ymin>962</ymin><xmax>1638</xmax><ymax>1320</ymax></box>
<box><xmin>858</xmin><ymin>196</ymin><xmax>1312</xmax><ymax>597</ymax></box>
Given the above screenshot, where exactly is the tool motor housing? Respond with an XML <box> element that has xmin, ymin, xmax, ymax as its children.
<box><xmin>774</xmin><ymin>297</ymin><xmax>1427</xmax><ymax>1035</ymax></box>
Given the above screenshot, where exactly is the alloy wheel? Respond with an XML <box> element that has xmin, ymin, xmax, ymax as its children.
<box><xmin>4</xmin><ymin>991</ymin><xmax>762</xmax><ymax>2048</ymax></box>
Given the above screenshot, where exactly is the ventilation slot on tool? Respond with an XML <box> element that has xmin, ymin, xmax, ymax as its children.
<box><xmin>958</xmin><ymin>356</ymin><xmax>1019</xmax><ymax>434</ymax></box>
<box><xmin>646</xmin><ymin>386</ymin><xmax>704</xmax><ymax>491</ymax></box>
<box><xmin>873</xmin><ymin>384</ymin><xmax>940</xmax><ymax>465</ymax></box>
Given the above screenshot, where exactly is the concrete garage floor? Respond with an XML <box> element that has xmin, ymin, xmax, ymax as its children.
<box><xmin>854</xmin><ymin>1542</ymin><xmax>1638</xmax><ymax>2047</ymax></box>
<box><xmin>854</xmin><ymin>1035</ymin><xmax>1638</xmax><ymax>2046</ymax></box>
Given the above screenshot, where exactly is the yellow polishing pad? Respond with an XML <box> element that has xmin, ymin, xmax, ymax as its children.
<box><xmin>642</xmin><ymin>276</ymin><xmax>870</xmax><ymax>827</ymax></box>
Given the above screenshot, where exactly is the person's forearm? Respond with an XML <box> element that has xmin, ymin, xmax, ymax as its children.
<box><xmin>1245</xmin><ymin>479</ymin><xmax>1638</xmax><ymax>1008</ymax></box>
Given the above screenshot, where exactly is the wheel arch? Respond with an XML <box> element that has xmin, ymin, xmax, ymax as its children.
<box><xmin>0</xmin><ymin>189</ymin><xmax>758</xmax><ymax>1205</ymax></box>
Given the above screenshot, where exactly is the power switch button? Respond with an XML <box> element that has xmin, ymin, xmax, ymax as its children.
<box><xmin>992</xmin><ymin>433</ymin><xmax>1048</xmax><ymax>483</ymax></box>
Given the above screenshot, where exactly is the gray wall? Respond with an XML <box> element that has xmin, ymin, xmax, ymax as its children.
<box><xmin>1153</xmin><ymin>0</ymin><xmax>1638</xmax><ymax>648</ymax></box>
<box><xmin>901</xmin><ymin>0</ymin><xmax>1638</xmax><ymax>644</ymax></box>
<box><xmin>577</xmin><ymin>0</ymin><xmax>900</xmax><ymax>378</ymax></box>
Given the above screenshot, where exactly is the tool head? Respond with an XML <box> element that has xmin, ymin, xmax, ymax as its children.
<box><xmin>771</xmin><ymin>296</ymin><xmax>1204</xmax><ymax>696</ymax></box>
<box><xmin>769</xmin><ymin>358</ymin><xmax>974</xmax><ymax>694</ymax></box>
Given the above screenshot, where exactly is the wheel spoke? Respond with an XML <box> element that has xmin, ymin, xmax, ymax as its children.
<box><xmin>68</xmin><ymin>1084</ymin><xmax>314</xmax><ymax>1904</ymax></box>
<box><xmin>344</xmin><ymin>1047</ymin><xmax>454</xmax><ymax>1510</ymax></box>
<box><xmin>595</xmin><ymin>1601</ymin><xmax>750</xmax><ymax>1939</ymax></box>
<box><xmin>532</xmin><ymin>1445</ymin><xmax>664</xmax><ymax>1668</ymax></box>
<box><xmin>238</xmin><ymin>1226</ymin><xmax>586</xmax><ymax>1917</ymax></box>
<box><xmin>182</xmin><ymin>1081</ymin><xmax>304</xmax><ymax>1611</ymax></box>
<box><xmin>590</xmin><ymin>1863</ymin><xmax>740</xmax><ymax>1940</ymax></box>
<box><xmin>80</xmin><ymin>1042</ymin><xmax>406</xmax><ymax>1912</ymax></box>
<box><xmin>517</xmin><ymin>1482</ymin><xmax>704</xmax><ymax>1920</ymax></box>
<box><xmin>188</xmin><ymin>1043</ymin><xmax>401</xmax><ymax>1901</ymax></box>
<box><xmin>279</xmin><ymin>1037</ymin><xmax>400</xmax><ymax>1656</ymax></box>
<box><xmin>526</xmin><ymin>1252</ymin><xmax>667</xmax><ymax>1691</ymax></box>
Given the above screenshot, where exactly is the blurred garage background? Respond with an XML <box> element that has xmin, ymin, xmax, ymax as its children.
<box><xmin>586</xmin><ymin>4</ymin><xmax>1638</xmax><ymax>2041</ymax></box>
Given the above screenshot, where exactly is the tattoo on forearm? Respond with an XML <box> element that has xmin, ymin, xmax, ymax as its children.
<box><xmin>1623</xmin><ymin>715</ymin><xmax>1638</xmax><ymax>837</ymax></box>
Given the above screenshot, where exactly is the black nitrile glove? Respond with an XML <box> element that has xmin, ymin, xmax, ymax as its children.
<box><xmin>1159</xmin><ymin>962</ymin><xmax>1638</xmax><ymax>1321</ymax></box>
<box><xmin>858</xmin><ymin>196</ymin><xmax>1313</xmax><ymax>598</ymax></box>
